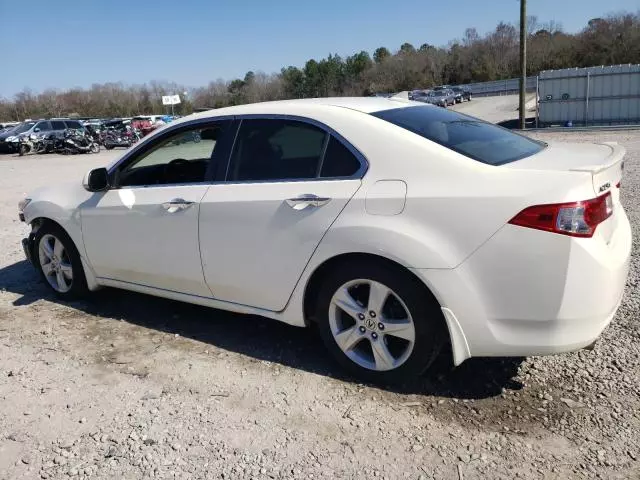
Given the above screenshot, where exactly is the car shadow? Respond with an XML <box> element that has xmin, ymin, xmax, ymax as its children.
<box><xmin>0</xmin><ymin>260</ymin><xmax>524</xmax><ymax>400</ymax></box>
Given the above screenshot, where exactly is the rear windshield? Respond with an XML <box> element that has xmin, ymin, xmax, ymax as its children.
<box><xmin>371</xmin><ymin>106</ymin><xmax>544</xmax><ymax>165</ymax></box>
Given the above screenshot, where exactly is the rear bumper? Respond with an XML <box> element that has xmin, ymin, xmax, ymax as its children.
<box><xmin>413</xmin><ymin>209</ymin><xmax>632</xmax><ymax>364</ymax></box>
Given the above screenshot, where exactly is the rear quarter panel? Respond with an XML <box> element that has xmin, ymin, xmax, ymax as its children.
<box><xmin>280</xmin><ymin>111</ymin><xmax>596</xmax><ymax>324</ymax></box>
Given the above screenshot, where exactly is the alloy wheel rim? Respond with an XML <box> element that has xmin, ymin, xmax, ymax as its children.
<box><xmin>38</xmin><ymin>234</ymin><xmax>73</xmax><ymax>293</ymax></box>
<box><xmin>328</xmin><ymin>279</ymin><xmax>416</xmax><ymax>372</ymax></box>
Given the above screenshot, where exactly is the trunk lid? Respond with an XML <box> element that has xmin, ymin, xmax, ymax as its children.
<box><xmin>505</xmin><ymin>141</ymin><xmax>625</xmax><ymax>197</ymax></box>
<box><xmin>506</xmin><ymin>141</ymin><xmax>625</xmax><ymax>244</ymax></box>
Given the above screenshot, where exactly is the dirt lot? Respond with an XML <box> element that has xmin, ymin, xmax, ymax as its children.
<box><xmin>0</xmin><ymin>130</ymin><xmax>639</xmax><ymax>480</ymax></box>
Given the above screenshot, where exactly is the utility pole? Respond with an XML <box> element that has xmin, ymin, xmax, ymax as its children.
<box><xmin>519</xmin><ymin>0</ymin><xmax>527</xmax><ymax>129</ymax></box>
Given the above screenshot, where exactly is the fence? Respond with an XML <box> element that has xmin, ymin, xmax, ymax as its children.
<box><xmin>537</xmin><ymin>64</ymin><xmax>640</xmax><ymax>127</ymax></box>
<box><xmin>462</xmin><ymin>76</ymin><xmax>537</xmax><ymax>97</ymax></box>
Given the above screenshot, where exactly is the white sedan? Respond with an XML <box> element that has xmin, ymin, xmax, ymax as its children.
<box><xmin>18</xmin><ymin>97</ymin><xmax>631</xmax><ymax>383</ymax></box>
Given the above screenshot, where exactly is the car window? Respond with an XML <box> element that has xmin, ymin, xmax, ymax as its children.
<box><xmin>371</xmin><ymin>106</ymin><xmax>545</xmax><ymax>166</ymax></box>
<box><xmin>12</xmin><ymin>122</ymin><xmax>36</xmax><ymax>134</ymax></box>
<box><xmin>320</xmin><ymin>136</ymin><xmax>361</xmax><ymax>178</ymax></box>
<box><xmin>117</xmin><ymin>125</ymin><xmax>222</xmax><ymax>187</ymax></box>
<box><xmin>51</xmin><ymin>120</ymin><xmax>66</xmax><ymax>130</ymax></box>
<box><xmin>65</xmin><ymin>120</ymin><xmax>83</xmax><ymax>129</ymax></box>
<box><xmin>228</xmin><ymin>119</ymin><xmax>327</xmax><ymax>181</ymax></box>
<box><xmin>35</xmin><ymin>121</ymin><xmax>51</xmax><ymax>131</ymax></box>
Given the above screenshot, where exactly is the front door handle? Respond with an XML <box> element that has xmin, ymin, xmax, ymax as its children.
<box><xmin>286</xmin><ymin>194</ymin><xmax>331</xmax><ymax>210</ymax></box>
<box><xmin>162</xmin><ymin>198</ymin><xmax>195</xmax><ymax>213</ymax></box>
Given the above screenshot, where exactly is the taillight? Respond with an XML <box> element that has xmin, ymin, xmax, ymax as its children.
<box><xmin>616</xmin><ymin>181</ymin><xmax>621</xmax><ymax>188</ymax></box>
<box><xmin>509</xmin><ymin>192</ymin><xmax>613</xmax><ymax>238</ymax></box>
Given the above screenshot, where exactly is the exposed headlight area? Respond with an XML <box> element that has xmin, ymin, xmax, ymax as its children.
<box><xmin>18</xmin><ymin>197</ymin><xmax>31</xmax><ymax>221</ymax></box>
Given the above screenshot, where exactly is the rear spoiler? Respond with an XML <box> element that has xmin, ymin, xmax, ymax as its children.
<box><xmin>568</xmin><ymin>142</ymin><xmax>625</xmax><ymax>174</ymax></box>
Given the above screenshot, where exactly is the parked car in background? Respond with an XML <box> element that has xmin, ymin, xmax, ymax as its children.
<box><xmin>0</xmin><ymin>121</ymin><xmax>19</xmax><ymax>131</ymax></box>
<box><xmin>18</xmin><ymin>97</ymin><xmax>631</xmax><ymax>384</ymax></box>
<box><xmin>418</xmin><ymin>90</ymin><xmax>455</xmax><ymax>107</ymax></box>
<box><xmin>3</xmin><ymin>119</ymin><xmax>86</xmax><ymax>153</ymax></box>
<box><xmin>0</xmin><ymin>122</ymin><xmax>36</xmax><ymax>152</ymax></box>
<box><xmin>451</xmin><ymin>86</ymin><xmax>472</xmax><ymax>102</ymax></box>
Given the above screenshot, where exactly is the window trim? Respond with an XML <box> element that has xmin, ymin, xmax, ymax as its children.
<box><xmin>221</xmin><ymin>114</ymin><xmax>368</xmax><ymax>185</ymax></box>
<box><xmin>106</xmin><ymin>114</ymin><xmax>369</xmax><ymax>188</ymax></box>
<box><xmin>107</xmin><ymin>116</ymin><xmax>235</xmax><ymax>189</ymax></box>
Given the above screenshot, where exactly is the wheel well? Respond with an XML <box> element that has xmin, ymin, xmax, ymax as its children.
<box><xmin>30</xmin><ymin>217</ymin><xmax>63</xmax><ymax>235</ymax></box>
<box><xmin>303</xmin><ymin>252</ymin><xmax>443</xmax><ymax>325</ymax></box>
<box><xmin>28</xmin><ymin>218</ymin><xmax>70</xmax><ymax>254</ymax></box>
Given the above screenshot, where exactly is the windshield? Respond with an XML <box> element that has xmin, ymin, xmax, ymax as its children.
<box><xmin>371</xmin><ymin>106</ymin><xmax>545</xmax><ymax>165</ymax></box>
<box><xmin>13</xmin><ymin>122</ymin><xmax>36</xmax><ymax>134</ymax></box>
<box><xmin>434</xmin><ymin>91</ymin><xmax>447</xmax><ymax>97</ymax></box>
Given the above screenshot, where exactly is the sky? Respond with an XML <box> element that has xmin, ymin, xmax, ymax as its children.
<box><xmin>1</xmin><ymin>0</ymin><xmax>637</xmax><ymax>96</ymax></box>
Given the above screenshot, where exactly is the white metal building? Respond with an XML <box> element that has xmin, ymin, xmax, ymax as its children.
<box><xmin>537</xmin><ymin>64</ymin><xmax>640</xmax><ymax>127</ymax></box>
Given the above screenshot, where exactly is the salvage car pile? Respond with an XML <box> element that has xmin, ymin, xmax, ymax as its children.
<box><xmin>0</xmin><ymin>115</ymin><xmax>176</xmax><ymax>156</ymax></box>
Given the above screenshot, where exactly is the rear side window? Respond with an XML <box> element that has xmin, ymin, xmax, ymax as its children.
<box><xmin>372</xmin><ymin>106</ymin><xmax>544</xmax><ymax>165</ymax></box>
<box><xmin>65</xmin><ymin>120</ymin><xmax>83</xmax><ymax>129</ymax></box>
<box><xmin>51</xmin><ymin>120</ymin><xmax>66</xmax><ymax>130</ymax></box>
<box><xmin>35</xmin><ymin>121</ymin><xmax>51</xmax><ymax>131</ymax></box>
<box><xmin>321</xmin><ymin>137</ymin><xmax>361</xmax><ymax>178</ymax></box>
<box><xmin>228</xmin><ymin>119</ymin><xmax>327</xmax><ymax>181</ymax></box>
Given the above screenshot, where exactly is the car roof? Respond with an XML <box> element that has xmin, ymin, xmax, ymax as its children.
<box><xmin>187</xmin><ymin>97</ymin><xmax>416</xmax><ymax>122</ymax></box>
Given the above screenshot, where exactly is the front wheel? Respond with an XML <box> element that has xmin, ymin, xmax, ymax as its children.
<box><xmin>90</xmin><ymin>143</ymin><xmax>100</xmax><ymax>153</ymax></box>
<box><xmin>316</xmin><ymin>261</ymin><xmax>445</xmax><ymax>384</ymax></box>
<box><xmin>34</xmin><ymin>223</ymin><xmax>88</xmax><ymax>299</ymax></box>
<box><xmin>18</xmin><ymin>144</ymin><xmax>28</xmax><ymax>156</ymax></box>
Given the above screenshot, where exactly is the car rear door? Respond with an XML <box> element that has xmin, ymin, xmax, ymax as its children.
<box><xmin>50</xmin><ymin>120</ymin><xmax>67</xmax><ymax>133</ymax></box>
<box><xmin>198</xmin><ymin>117</ymin><xmax>366</xmax><ymax>311</ymax></box>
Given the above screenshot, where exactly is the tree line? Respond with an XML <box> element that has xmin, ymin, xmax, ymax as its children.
<box><xmin>1</xmin><ymin>12</ymin><xmax>638</xmax><ymax>121</ymax></box>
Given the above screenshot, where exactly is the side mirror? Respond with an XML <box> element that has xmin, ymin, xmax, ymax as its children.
<box><xmin>83</xmin><ymin>167</ymin><xmax>109</xmax><ymax>192</ymax></box>
<box><xmin>34</xmin><ymin>128</ymin><xmax>40</xmax><ymax>132</ymax></box>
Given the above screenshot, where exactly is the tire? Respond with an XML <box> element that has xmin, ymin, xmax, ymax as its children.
<box><xmin>18</xmin><ymin>144</ymin><xmax>27</xmax><ymax>156</ymax></box>
<box><xmin>34</xmin><ymin>222</ymin><xmax>88</xmax><ymax>300</ymax></box>
<box><xmin>90</xmin><ymin>143</ymin><xmax>100</xmax><ymax>153</ymax></box>
<box><xmin>105</xmin><ymin>145</ymin><xmax>114</xmax><ymax>150</ymax></box>
<box><xmin>315</xmin><ymin>260</ymin><xmax>445</xmax><ymax>384</ymax></box>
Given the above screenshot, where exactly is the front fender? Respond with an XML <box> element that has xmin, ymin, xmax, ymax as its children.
<box><xmin>23</xmin><ymin>184</ymin><xmax>101</xmax><ymax>290</ymax></box>
<box><xmin>24</xmin><ymin>182</ymin><xmax>92</xmax><ymax>257</ymax></box>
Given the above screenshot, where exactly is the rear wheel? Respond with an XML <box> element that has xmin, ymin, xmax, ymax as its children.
<box><xmin>90</xmin><ymin>143</ymin><xmax>100</xmax><ymax>153</ymax></box>
<box><xmin>316</xmin><ymin>261</ymin><xmax>445</xmax><ymax>384</ymax></box>
<box><xmin>34</xmin><ymin>223</ymin><xmax>88</xmax><ymax>300</ymax></box>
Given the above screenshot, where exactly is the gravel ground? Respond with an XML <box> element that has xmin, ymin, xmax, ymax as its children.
<box><xmin>0</xmin><ymin>131</ymin><xmax>638</xmax><ymax>480</ymax></box>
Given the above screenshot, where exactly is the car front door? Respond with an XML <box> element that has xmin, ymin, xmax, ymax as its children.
<box><xmin>81</xmin><ymin>119</ymin><xmax>232</xmax><ymax>297</ymax></box>
<box><xmin>199</xmin><ymin>117</ymin><xmax>366</xmax><ymax>311</ymax></box>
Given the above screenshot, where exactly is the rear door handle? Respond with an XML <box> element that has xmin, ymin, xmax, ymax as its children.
<box><xmin>162</xmin><ymin>198</ymin><xmax>195</xmax><ymax>213</ymax></box>
<box><xmin>286</xmin><ymin>194</ymin><xmax>331</xmax><ymax>210</ymax></box>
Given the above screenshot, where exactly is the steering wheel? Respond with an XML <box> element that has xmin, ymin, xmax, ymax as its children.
<box><xmin>163</xmin><ymin>158</ymin><xmax>190</xmax><ymax>183</ymax></box>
